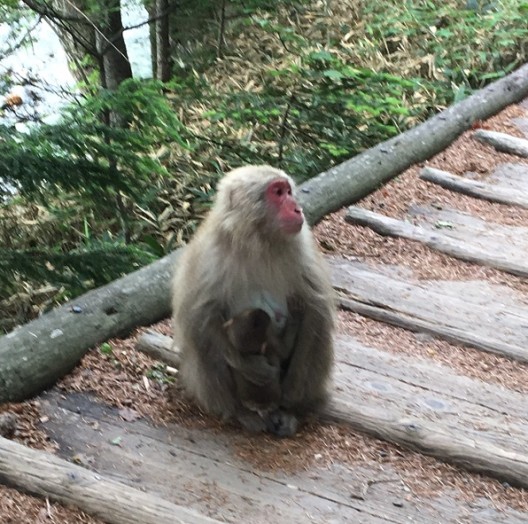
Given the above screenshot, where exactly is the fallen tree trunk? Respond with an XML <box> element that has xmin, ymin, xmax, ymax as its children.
<box><xmin>2</xmin><ymin>64</ymin><xmax>528</xmax><ymax>404</ymax></box>
<box><xmin>300</xmin><ymin>63</ymin><xmax>528</xmax><ymax>225</ymax></box>
<box><xmin>0</xmin><ymin>435</ymin><xmax>220</xmax><ymax>524</ymax></box>
<box><xmin>0</xmin><ymin>251</ymin><xmax>181</xmax><ymax>403</ymax></box>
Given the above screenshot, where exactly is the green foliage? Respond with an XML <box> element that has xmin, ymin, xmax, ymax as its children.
<box><xmin>170</xmin><ymin>2</ymin><xmax>441</xmax><ymax>180</ymax></box>
<box><xmin>202</xmin><ymin>69</ymin><xmax>433</xmax><ymax>178</ymax></box>
<box><xmin>0</xmin><ymin>79</ymin><xmax>184</xmax><ymax>323</ymax></box>
<box><xmin>359</xmin><ymin>0</ymin><xmax>528</xmax><ymax>89</ymax></box>
<box><xmin>0</xmin><ymin>79</ymin><xmax>185</xmax><ymax>202</ymax></box>
<box><xmin>0</xmin><ymin>0</ymin><xmax>26</xmax><ymax>20</ymax></box>
<box><xmin>100</xmin><ymin>343</ymin><xmax>114</xmax><ymax>355</ymax></box>
<box><xmin>1</xmin><ymin>0</ymin><xmax>526</xmax><ymax>328</ymax></box>
<box><xmin>167</xmin><ymin>0</ymin><xmax>526</xmax><ymax>181</ymax></box>
<box><xmin>0</xmin><ymin>244</ymin><xmax>155</xmax><ymax>301</ymax></box>
<box><xmin>146</xmin><ymin>363</ymin><xmax>176</xmax><ymax>384</ymax></box>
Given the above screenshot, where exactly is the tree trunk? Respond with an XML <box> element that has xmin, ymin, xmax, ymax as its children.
<box><xmin>0</xmin><ymin>435</ymin><xmax>220</xmax><ymax>524</ymax></box>
<box><xmin>2</xmin><ymin>64</ymin><xmax>528</xmax><ymax>403</ymax></box>
<box><xmin>155</xmin><ymin>0</ymin><xmax>171</xmax><ymax>81</ymax></box>
<box><xmin>0</xmin><ymin>252</ymin><xmax>181</xmax><ymax>403</ymax></box>
<box><xmin>96</xmin><ymin>0</ymin><xmax>133</xmax><ymax>90</ymax></box>
<box><xmin>24</xmin><ymin>0</ymin><xmax>133</xmax><ymax>89</ymax></box>
<box><xmin>24</xmin><ymin>0</ymin><xmax>98</xmax><ymax>85</ymax></box>
<box><xmin>300</xmin><ymin>62</ymin><xmax>528</xmax><ymax>225</ymax></box>
<box><xmin>147</xmin><ymin>0</ymin><xmax>158</xmax><ymax>78</ymax></box>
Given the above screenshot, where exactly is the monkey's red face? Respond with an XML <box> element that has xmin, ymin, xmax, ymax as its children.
<box><xmin>266</xmin><ymin>178</ymin><xmax>304</xmax><ymax>235</ymax></box>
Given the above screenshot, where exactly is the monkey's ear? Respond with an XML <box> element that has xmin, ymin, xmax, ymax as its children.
<box><xmin>260</xmin><ymin>342</ymin><xmax>268</xmax><ymax>354</ymax></box>
<box><xmin>225</xmin><ymin>185</ymin><xmax>250</xmax><ymax>211</ymax></box>
<box><xmin>223</xmin><ymin>318</ymin><xmax>234</xmax><ymax>329</ymax></box>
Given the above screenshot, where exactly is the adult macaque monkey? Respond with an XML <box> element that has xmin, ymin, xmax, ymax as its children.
<box><xmin>172</xmin><ymin>165</ymin><xmax>334</xmax><ymax>437</ymax></box>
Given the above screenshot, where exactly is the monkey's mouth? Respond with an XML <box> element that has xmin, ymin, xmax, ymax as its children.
<box><xmin>283</xmin><ymin>216</ymin><xmax>304</xmax><ymax>234</ymax></box>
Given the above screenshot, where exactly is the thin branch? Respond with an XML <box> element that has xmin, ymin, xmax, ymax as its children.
<box><xmin>22</xmin><ymin>0</ymin><xmax>98</xmax><ymax>56</ymax></box>
<box><xmin>62</xmin><ymin>0</ymin><xmax>129</xmax><ymax>63</ymax></box>
<box><xmin>217</xmin><ymin>0</ymin><xmax>227</xmax><ymax>59</ymax></box>
<box><xmin>123</xmin><ymin>4</ymin><xmax>179</xmax><ymax>32</ymax></box>
<box><xmin>277</xmin><ymin>92</ymin><xmax>295</xmax><ymax>166</ymax></box>
<box><xmin>23</xmin><ymin>0</ymin><xmax>127</xmax><ymax>62</ymax></box>
<box><xmin>0</xmin><ymin>15</ymin><xmax>43</xmax><ymax>58</ymax></box>
<box><xmin>22</xmin><ymin>0</ymin><xmax>86</xmax><ymax>24</ymax></box>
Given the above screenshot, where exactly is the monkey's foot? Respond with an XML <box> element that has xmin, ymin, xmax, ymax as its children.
<box><xmin>266</xmin><ymin>409</ymin><xmax>299</xmax><ymax>438</ymax></box>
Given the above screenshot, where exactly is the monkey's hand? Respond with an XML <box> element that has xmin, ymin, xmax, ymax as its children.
<box><xmin>236</xmin><ymin>355</ymin><xmax>278</xmax><ymax>386</ymax></box>
<box><xmin>265</xmin><ymin>409</ymin><xmax>299</xmax><ymax>438</ymax></box>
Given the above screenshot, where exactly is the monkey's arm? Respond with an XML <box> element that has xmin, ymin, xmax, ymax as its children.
<box><xmin>280</xmin><ymin>285</ymin><xmax>334</xmax><ymax>411</ymax></box>
<box><xmin>235</xmin><ymin>354</ymin><xmax>279</xmax><ymax>386</ymax></box>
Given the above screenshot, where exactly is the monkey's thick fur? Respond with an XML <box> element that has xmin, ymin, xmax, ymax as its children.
<box><xmin>172</xmin><ymin>165</ymin><xmax>335</xmax><ymax>436</ymax></box>
<box><xmin>223</xmin><ymin>308</ymin><xmax>282</xmax><ymax>414</ymax></box>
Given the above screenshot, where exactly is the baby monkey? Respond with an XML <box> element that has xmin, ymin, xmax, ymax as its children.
<box><xmin>223</xmin><ymin>309</ymin><xmax>282</xmax><ymax>415</ymax></box>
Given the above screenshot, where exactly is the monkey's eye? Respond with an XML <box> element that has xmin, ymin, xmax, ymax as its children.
<box><xmin>268</xmin><ymin>180</ymin><xmax>292</xmax><ymax>199</ymax></box>
<box><xmin>275</xmin><ymin>184</ymin><xmax>291</xmax><ymax>196</ymax></box>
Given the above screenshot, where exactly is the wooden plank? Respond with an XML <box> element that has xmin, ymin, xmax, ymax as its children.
<box><xmin>345</xmin><ymin>205</ymin><xmax>528</xmax><ymax>277</ymax></box>
<box><xmin>329</xmin><ymin>257</ymin><xmax>528</xmax><ymax>362</ymax></box>
<box><xmin>134</xmin><ymin>330</ymin><xmax>528</xmax><ymax>491</ymax></box>
<box><xmin>137</xmin><ymin>317</ymin><xmax>528</xmax><ymax>493</ymax></box>
<box><xmin>137</xmin><ymin>329</ymin><xmax>528</xmax><ymax>423</ymax></box>
<box><xmin>474</xmin><ymin>130</ymin><xmax>528</xmax><ymax>157</ymax></box>
<box><xmin>338</xmin><ymin>295</ymin><xmax>527</xmax><ymax>362</ymax></box>
<box><xmin>407</xmin><ymin>203</ymin><xmax>528</xmax><ymax>252</ymax></box>
<box><xmin>334</xmin><ymin>335</ymin><xmax>528</xmax><ymax>422</ymax></box>
<box><xmin>488</xmin><ymin>163</ymin><xmax>528</xmax><ymax>192</ymax></box>
<box><xmin>40</xmin><ymin>391</ymin><xmax>460</xmax><ymax>524</ymax></box>
<box><xmin>420</xmin><ymin>166</ymin><xmax>528</xmax><ymax>208</ymax></box>
<box><xmin>136</xmin><ymin>330</ymin><xmax>179</xmax><ymax>367</ymax></box>
<box><xmin>42</xmin><ymin>350</ymin><xmax>528</xmax><ymax>524</ymax></box>
<box><xmin>0</xmin><ymin>435</ymin><xmax>220</xmax><ymax>524</ymax></box>
<box><xmin>329</xmin><ymin>336</ymin><xmax>528</xmax><ymax>490</ymax></box>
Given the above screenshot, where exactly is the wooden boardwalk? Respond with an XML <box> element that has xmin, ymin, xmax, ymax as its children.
<box><xmin>11</xmin><ymin>117</ymin><xmax>528</xmax><ymax>523</ymax></box>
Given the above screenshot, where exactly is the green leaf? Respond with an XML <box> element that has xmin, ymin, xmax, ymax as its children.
<box><xmin>100</xmin><ymin>343</ymin><xmax>113</xmax><ymax>355</ymax></box>
<box><xmin>434</xmin><ymin>221</ymin><xmax>455</xmax><ymax>229</ymax></box>
<box><xmin>323</xmin><ymin>70</ymin><xmax>344</xmax><ymax>80</ymax></box>
<box><xmin>309</xmin><ymin>50</ymin><xmax>334</xmax><ymax>62</ymax></box>
<box><xmin>110</xmin><ymin>436</ymin><xmax>123</xmax><ymax>446</ymax></box>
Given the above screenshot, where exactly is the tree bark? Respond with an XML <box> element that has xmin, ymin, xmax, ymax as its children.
<box><xmin>0</xmin><ymin>252</ymin><xmax>181</xmax><ymax>403</ymax></box>
<box><xmin>299</xmin><ymin>62</ymin><xmax>528</xmax><ymax>225</ymax></box>
<box><xmin>96</xmin><ymin>0</ymin><xmax>133</xmax><ymax>90</ymax></box>
<box><xmin>24</xmin><ymin>0</ymin><xmax>133</xmax><ymax>89</ymax></box>
<box><xmin>23</xmin><ymin>0</ymin><xmax>98</xmax><ymax>84</ymax></box>
<box><xmin>2</xmin><ymin>64</ymin><xmax>528</xmax><ymax>403</ymax></box>
<box><xmin>147</xmin><ymin>0</ymin><xmax>158</xmax><ymax>78</ymax></box>
<box><xmin>155</xmin><ymin>0</ymin><xmax>171</xmax><ymax>81</ymax></box>
<box><xmin>0</xmin><ymin>435</ymin><xmax>220</xmax><ymax>524</ymax></box>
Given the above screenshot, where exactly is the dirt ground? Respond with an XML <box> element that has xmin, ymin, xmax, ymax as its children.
<box><xmin>2</xmin><ymin>100</ymin><xmax>528</xmax><ymax>522</ymax></box>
